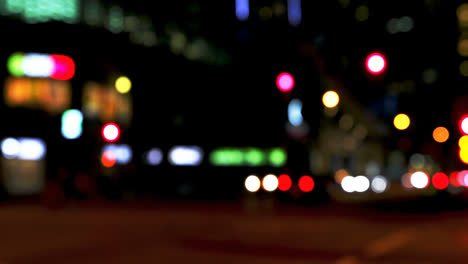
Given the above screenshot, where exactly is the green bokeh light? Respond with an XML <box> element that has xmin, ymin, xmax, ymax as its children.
<box><xmin>245</xmin><ymin>148</ymin><xmax>265</xmax><ymax>166</ymax></box>
<box><xmin>7</xmin><ymin>53</ymin><xmax>24</xmax><ymax>77</ymax></box>
<box><xmin>210</xmin><ymin>149</ymin><xmax>244</xmax><ymax>166</ymax></box>
<box><xmin>269</xmin><ymin>148</ymin><xmax>287</xmax><ymax>166</ymax></box>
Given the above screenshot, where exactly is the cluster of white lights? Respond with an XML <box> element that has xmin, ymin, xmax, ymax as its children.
<box><xmin>244</xmin><ymin>174</ymin><xmax>279</xmax><ymax>192</ymax></box>
<box><xmin>341</xmin><ymin>175</ymin><xmax>389</xmax><ymax>193</ymax></box>
<box><xmin>1</xmin><ymin>138</ymin><xmax>46</xmax><ymax>161</ymax></box>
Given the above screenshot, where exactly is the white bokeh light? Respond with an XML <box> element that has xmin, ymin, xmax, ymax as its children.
<box><xmin>410</xmin><ymin>171</ymin><xmax>429</xmax><ymax>189</ymax></box>
<box><xmin>366</xmin><ymin>54</ymin><xmax>386</xmax><ymax>73</ymax></box>
<box><xmin>169</xmin><ymin>146</ymin><xmax>203</xmax><ymax>166</ymax></box>
<box><xmin>245</xmin><ymin>175</ymin><xmax>261</xmax><ymax>192</ymax></box>
<box><xmin>1</xmin><ymin>138</ymin><xmax>20</xmax><ymax>159</ymax></box>
<box><xmin>371</xmin><ymin>175</ymin><xmax>388</xmax><ymax>193</ymax></box>
<box><xmin>355</xmin><ymin>175</ymin><xmax>370</xmax><ymax>192</ymax></box>
<box><xmin>341</xmin><ymin>176</ymin><xmax>356</xmax><ymax>193</ymax></box>
<box><xmin>262</xmin><ymin>174</ymin><xmax>278</xmax><ymax>192</ymax></box>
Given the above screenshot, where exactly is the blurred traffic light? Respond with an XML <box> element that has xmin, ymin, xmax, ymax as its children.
<box><xmin>102</xmin><ymin>123</ymin><xmax>120</xmax><ymax>142</ymax></box>
<box><xmin>276</xmin><ymin>72</ymin><xmax>294</xmax><ymax>92</ymax></box>
<box><xmin>365</xmin><ymin>52</ymin><xmax>386</xmax><ymax>75</ymax></box>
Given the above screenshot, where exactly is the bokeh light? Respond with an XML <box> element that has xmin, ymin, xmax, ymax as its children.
<box><xmin>410</xmin><ymin>171</ymin><xmax>429</xmax><ymax>189</ymax></box>
<box><xmin>459</xmin><ymin>148</ymin><xmax>468</xmax><ymax>164</ymax></box>
<box><xmin>341</xmin><ymin>176</ymin><xmax>355</xmax><ymax>193</ymax></box>
<box><xmin>432</xmin><ymin>127</ymin><xmax>449</xmax><ymax>143</ymax></box>
<box><xmin>1</xmin><ymin>138</ymin><xmax>20</xmax><ymax>159</ymax></box>
<box><xmin>298</xmin><ymin>175</ymin><xmax>315</xmax><ymax>192</ymax></box>
<box><xmin>334</xmin><ymin>169</ymin><xmax>349</xmax><ymax>184</ymax></box>
<box><xmin>276</xmin><ymin>72</ymin><xmax>294</xmax><ymax>92</ymax></box>
<box><xmin>169</xmin><ymin>146</ymin><xmax>203</xmax><ymax>166</ymax></box>
<box><xmin>459</xmin><ymin>135</ymin><xmax>468</xmax><ymax>149</ymax></box>
<box><xmin>366</xmin><ymin>53</ymin><xmax>386</xmax><ymax>74</ymax></box>
<box><xmin>393</xmin><ymin>113</ymin><xmax>410</xmax><ymax>130</ymax></box>
<box><xmin>354</xmin><ymin>176</ymin><xmax>370</xmax><ymax>192</ymax></box>
<box><xmin>355</xmin><ymin>5</ymin><xmax>369</xmax><ymax>22</ymax></box>
<box><xmin>115</xmin><ymin>76</ymin><xmax>132</xmax><ymax>94</ymax></box>
<box><xmin>102</xmin><ymin>123</ymin><xmax>120</xmax><ymax>142</ymax></box>
<box><xmin>277</xmin><ymin>174</ymin><xmax>292</xmax><ymax>191</ymax></box>
<box><xmin>371</xmin><ymin>175</ymin><xmax>388</xmax><ymax>193</ymax></box>
<box><xmin>460</xmin><ymin>115</ymin><xmax>468</xmax><ymax>135</ymax></box>
<box><xmin>7</xmin><ymin>52</ymin><xmax>24</xmax><ymax>77</ymax></box>
<box><xmin>61</xmin><ymin>109</ymin><xmax>83</xmax><ymax>140</ymax></box>
<box><xmin>101</xmin><ymin>150</ymin><xmax>116</xmax><ymax>168</ymax></box>
<box><xmin>432</xmin><ymin>172</ymin><xmax>449</xmax><ymax>190</ymax></box>
<box><xmin>450</xmin><ymin>171</ymin><xmax>462</xmax><ymax>187</ymax></box>
<box><xmin>146</xmin><ymin>148</ymin><xmax>163</xmax><ymax>165</ymax></box>
<box><xmin>269</xmin><ymin>148</ymin><xmax>287</xmax><ymax>167</ymax></box>
<box><xmin>458</xmin><ymin>171</ymin><xmax>468</xmax><ymax>187</ymax></box>
<box><xmin>245</xmin><ymin>175</ymin><xmax>261</xmax><ymax>192</ymax></box>
<box><xmin>322</xmin><ymin>91</ymin><xmax>339</xmax><ymax>108</ymax></box>
<box><xmin>262</xmin><ymin>174</ymin><xmax>278</xmax><ymax>192</ymax></box>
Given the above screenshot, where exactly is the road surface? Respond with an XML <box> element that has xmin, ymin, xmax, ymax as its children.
<box><xmin>0</xmin><ymin>197</ymin><xmax>467</xmax><ymax>264</ymax></box>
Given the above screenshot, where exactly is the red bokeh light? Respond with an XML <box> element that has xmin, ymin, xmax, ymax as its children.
<box><xmin>101</xmin><ymin>151</ymin><xmax>116</xmax><ymax>167</ymax></box>
<box><xmin>50</xmin><ymin>54</ymin><xmax>75</xmax><ymax>80</ymax></box>
<box><xmin>277</xmin><ymin>174</ymin><xmax>292</xmax><ymax>191</ymax></box>
<box><xmin>450</xmin><ymin>171</ymin><xmax>461</xmax><ymax>187</ymax></box>
<box><xmin>276</xmin><ymin>72</ymin><xmax>294</xmax><ymax>92</ymax></box>
<box><xmin>298</xmin><ymin>175</ymin><xmax>314</xmax><ymax>192</ymax></box>
<box><xmin>432</xmin><ymin>172</ymin><xmax>449</xmax><ymax>190</ymax></box>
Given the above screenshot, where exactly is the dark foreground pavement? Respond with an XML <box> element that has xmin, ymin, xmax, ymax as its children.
<box><xmin>0</xmin><ymin>197</ymin><xmax>468</xmax><ymax>264</ymax></box>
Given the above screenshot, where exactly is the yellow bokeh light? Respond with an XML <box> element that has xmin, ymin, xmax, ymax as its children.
<box><xmin>457</xmin><ymin>4</ymin><xmax>468</xmax><ymax>27</ymax></box>
<box><xmin>322</xmin><ymin>91</ymin><xmax>339</xmax><ymax>108</ymax></box>
<box><xmin>355</xmin><ymin>5</ymin><xmax>369</xmax><ymax>22</ymax></box>
<box><xmin>459</xmin><ymin>135</ymin><xmax>468</xmax><ymax>149</ymax></box>
<box><xmin>459</xmin><ymin>148</ymin><xmax>468</xmax><ymax>164</ymax></box>
<box><xmin>458</xmin><ymin>38</ymin><xmax>468</xmax><ymax>56</ymax></box>
<box><xmin>393</xmin><ymin>113</ymin><xmax>410</xmax><ymax>130</ymax></box>
<box><xmin>432</xmin><ymin>126</ymin><xmax>449</xmax><ymax>143</ymax></box>
<box><xmin>460</xmin><ymin>61</ymin><xmax>468</xmax><ymax>76</ymax></box>
<box><xmin>115</xmin><ymin>76</ymin><xmax>132</xmax><ymax>94</ymax></box>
